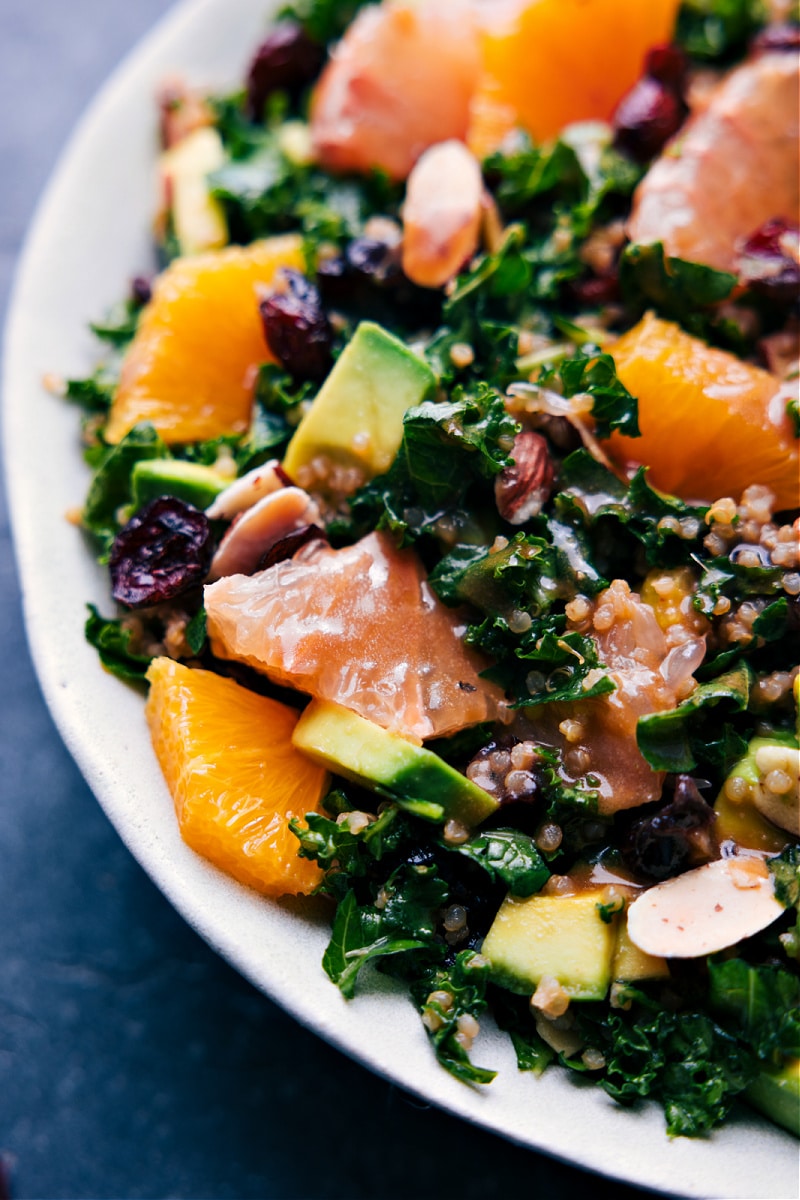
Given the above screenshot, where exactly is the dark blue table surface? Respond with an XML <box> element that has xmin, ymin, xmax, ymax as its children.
<box><xmin>0</xmin><ymin>4</ymin><xmax>675</xmax><ymax>1197</ymax></box>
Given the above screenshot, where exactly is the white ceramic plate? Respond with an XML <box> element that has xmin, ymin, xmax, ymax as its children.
<box><xmin>3</xmin><ymin>3</ymin><xmax>798</xmax><ymax>1197</ymax></box>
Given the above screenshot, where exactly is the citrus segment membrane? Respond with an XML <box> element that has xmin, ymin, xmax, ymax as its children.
<box><xmin>105</xmin><ymin>235</ymin><xmax>305</xmax><ymax>445</ymax></box>
<box><xmin>606</xmin><ymin>313</ymin><xmax>800</xmax><ymax>510</ymax></box>
<box><xmin>145</xmin><ymin>656</ymin><xmax>329</xmax><ymax>896</ymax></box>
<box><xmin>204</xmin><ymin>530</ymin><xmax>505</xmax><ymax>742</ymax></box>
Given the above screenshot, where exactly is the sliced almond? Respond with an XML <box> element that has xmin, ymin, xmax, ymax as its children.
<box><xmin>402</xmin><ymin>140</ymin><xmax>483</xmax><ymax>288</ymax></box>
<box><xmin>205</xmin><ymin>461</ymin><xmax>286</xmax><ymax>521</ymax></box>
<box><xmin>208</xmin><ymin>487</ymin><xmax>321</xmax><ymax>580</ymax></box>
<box><xmin>626</xmin><ymin>856</ymin><xmax>785</xmax><ymax>959</ymax></box>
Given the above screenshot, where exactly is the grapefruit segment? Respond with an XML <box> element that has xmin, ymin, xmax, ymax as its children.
<box><xmin>204</xmin><ymin>531</ymin><xmax>505</xmax><ymax>741</ymax></box>
<box><xmin>145</xmin><ymin>656</ymin><xmax>328</xmax><ymax>896</ymax></box>
<box><xmin>105</xmin><ymin>235</ymin><xmax>305</xmax><ymax>445</ymax></box>
<box><xmin>310</xmin><ymin>0</ymin><xmax>481</xmax><ymax>181</ymax></box>
<box><xmin>606</xmin><ymin>313</ymin><xmax>799</xmax><ymax>510</ymax></box>
<box><xmin>628</xmin><ymin>52</ymin><xmax>800</xmax><ymax>273</ymax></box>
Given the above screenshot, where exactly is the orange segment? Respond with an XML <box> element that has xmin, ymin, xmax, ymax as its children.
<box><xmin>606</xmin><ymin>313</ymin><xmax>799</xmax><ymax>510</ymax></box>
<box><xmin>470</xmin><ymin>0</ymin><xmax>681</xmax><ymax>153</ymax></box>
<box><xmin>105</xmin><ymin>235</ymin><xmax>305</xmax><ymax>445</ymax></box>
<box><xmin>145</xmin><ymin>656</ymin><xmax>329</xmax><ymax>896</ymax></box>
<box><xmin>204</xmin><ymin>530</ymin><xmax>505</xmax><ymax>742</ymax></box>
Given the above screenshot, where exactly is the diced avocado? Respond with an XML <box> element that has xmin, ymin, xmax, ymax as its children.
<box><xmin>745</xmin><ymin>1058</ymin><xmax>800</xmax><ymax>1137</ymax></box>
<box><xmin>159</xmin><ymin>126</ymin><xmax>228</xmax><ymax>255</ymax></box>
<box><xmin>714</xmin><ymin>733</ymin><xmax>799</xmax><ymax>851</ymax></box>
<box><xmin>282</xmin><ymin>321</ymin><xmax>436</xmax><ymax>493</ymax></box>
<box><xmin>131</xmin><ymin>459</ymin><xmax>228</xmax><ymax>512</ymax></box>
<box><xmin>482</xmin><ymin>890</ymin><xmax>617</xmax><ymax>1001</ymax></box>
<box><xmin>612</xmin><ymin>918</ymin><xmax>670</xmax><ymax>984</ymax></box>
<box><xmin>291</xmin><ymin>699</ymin><xmax>498</xmax><ymax>826</ymax></box>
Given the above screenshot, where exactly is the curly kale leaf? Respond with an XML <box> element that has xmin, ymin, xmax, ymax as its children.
<box><xmin>694</xmin><ymin>554</ymin><xmax>786</xmax><ymax>615</ymax></box>
<box><xmin>342</xmin><ymin>384</ymin><xmax>517</xmax><ymax>543</ymax></box>
<box><xmin>411</xmin><ymin>950</ymin><xmax>497</xmax><ymax>1086</ymax></box>
<box><xmin>574</xmin><ymin>1001</ymin><xmax>756</xmax><ymax>1136</ymax></box>
<box><xmin>439</xmin><ymin>828</ymin><xmax>550</xmax><ymax>897</ymax></box>
<box><xmin>290</xmin><ymin>803</ymin><xmax>413</xmax><ymax>900</ymax></box>
<box><xmin>556</xmin><ymin>450</ymin><xmax>708</xmax><ymax>568</ymax></box>
<box><xmin>491</xmin><ymin>990</ymin><xmax>556</xmax><ymax>1074</ymax></box>
<box><xmin>709</xmin><ymin>957</ymin><xmax>800</xmax><ymax>1060</ymax></box>
<box><xmin>675</xmin><ymin>0</ymin><xmax>769</xmax><ymax>61</ymax></box>
<box><xmin>768</xmin><ymin>845</ymin><xmax>800</xmax><ymax>911</ymax></box>
<box><xmin>321</xmin><ymin>889</ymin><xmax>434</xmax><ymax>1000</ymax></box>
<box><xmin>82</xmin><ymin>424</ymin><xmax>170</xmax><ymax>555</ymax></box>
<box><xmin>84</xmin><ymin>606</ymin><xmax>153</xmax><ymax>682</ymax></box>
<box><xmin>637</xmin><ymin>662</ymin><xmax>753</xmax><ymax>772</ymax></box>
<box><xmin>208</xmin><ymin>120</ymin><xmax>400</xmax><ymax>258</ymax></box>
<box><xmin>538</xmin><ymin>349</ymin><xmax>640</xmax><ymax>439</ymax></box>
<box><xmin>467</xmin><ymin>611</ymin><xmax>615</xmax><ymax>708</ymax></box>
<box><xmin>277</xmin><ymin>0</ymin><xmax>372</xmax><ymax>44</ymax></box>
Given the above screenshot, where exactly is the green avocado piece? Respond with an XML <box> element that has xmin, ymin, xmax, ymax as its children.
<box><xmin>482</xmin><ymin>889</ymin><xmax>617</xmax><ymax>1001</ymax></box>
<box><xmin>282</xmin><ymin>321</ymin><xmax>436</xmax><ymax>494</ymax></box>
<box><xmin>715</xmin><ymin>733</ymin><xmax>799</xmax><ymax>852</ymax></box>
<box><xmin>291</xmin><ymin>699</ymin><xmax>499</xmax><ymax>826</ymax></box>
<box><xmin>131</xmin><ymin>458</ymin><xmax>228</xmax><ymax>512</ymax></box>
<box><xmin>746</xmin><ymin>1058</ymin><xmax>800</xmax><ymax>1137</ymax></box>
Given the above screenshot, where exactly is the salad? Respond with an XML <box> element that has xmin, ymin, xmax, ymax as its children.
<box><xmin>57</xmin><ymin>0</ymin><xmax>800</xmax><ymax>1141</ymax></box>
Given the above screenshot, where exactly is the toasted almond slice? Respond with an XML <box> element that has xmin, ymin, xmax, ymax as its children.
<box><xmin>402</xmin><ymin>140</ymin><xmax>483</xmax><ymax>288</ymax></box>
<box><xmin>208</xmin><ymin>487</ymin><xmax>321</xmax><ymax>580</ymax></box>
<box><xmin>205</xmin><ymin>461</ymin><xmax>286</xmax><ymax>521</ymax></box>
<box><xmin>626</xmin><ymin>856</ymin><xmax>785</xmax><ymax>959</ymax></box>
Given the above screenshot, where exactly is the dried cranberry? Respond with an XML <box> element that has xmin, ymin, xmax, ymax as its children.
<box><xmin>613</xmin><ymin>76</ymin><xmax>686</xmax><ymax>161</ymax></box>
<box><xmin>245</xmin><ymin>21</ymin><xmax>325</xmax><ymax>119</ymax></box>
<box><xmin>259</xmin><ymin>269</ymin><xmax>333</xmax><ymax>382</ymax></box>
<box><xmin>317</xmin><ymin>238</ymin><xmax>442</xmax><ymax>331</ymax></box>
<box><xmin>257</xmin><ymin>523</ymin><xmax>326</xmax><ymax>570</ymax></box>
<box><xmin>130</xmin><ymin>275</ymin><xmax>152</xmax><ymax>307</ymax></box>
<box><xmin>737</xmin><ymin>217</ymin><xmax>800</xmax><ymax>305</ymax></box>
<box><xmin>751</xmin><ymin>22</ymin><xmax>800</xmax><ymax>54</ymax></box>
<box><xmin>644</xmin><ymin>44</ymin><xmax>688</xmax><ymax>91</ymax></box>
<box><xmin>109</xmin><ymin>497</ymin><xmax>214</xmax><ymax>609</ymax></box>
<box><xmin>621</xmin><ymin>776</ymin><xmax>718</xmax><ymax>881</ymax></box>
<box><xmin>346</xmin><ymin>237</ymin><xmax>403</xmax><ymax>285</ymax></box>
<box><xmin>567</xmin><ymin>272</ymin><xmax>621</xmax><ymax>308</ymax></box>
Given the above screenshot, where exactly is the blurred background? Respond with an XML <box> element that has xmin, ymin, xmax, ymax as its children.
<box><xmin>0</xmin><ymin>2</ymin><xmax>673</xmax><ymax>1197</ymax></box>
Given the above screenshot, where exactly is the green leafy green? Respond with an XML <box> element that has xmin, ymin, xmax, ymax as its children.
<box><xmin>593</xmin><ymin>1006</ymin><xmax>755</xmax><ymax>1136</ymax></box>
<box><xmin>620</xmin><ymin>242</ymin><xmax>737</xmax><ymax>318</ymax></box>
<box><xmin>84</xmin><ymin>606</ymin><xmax>153</xmax><ymax>682</ymax></box>
<box><xmin>538</xmin><ymin>348</ymin><xmax>639</xmax><ymax>438</ymax></box>
<box><xmin>768</xmin><ymin>846</ymin><xmax>800</xmax><ymax>912</ymax></box>
<box><xmin>709</xmin><ymin>958</ymin><xmax>800</xmax><ymax>1060</ymax></box>
<box><xmin>278</xmin><ymin>0</ymin><xmax>372</xmax><ymax>44</ymax></box>
<box><xmin>637</xmin><ymin>663</ymin><xmax>753</xmax><ymax>772</ymax></box>
<box><xmin>440</xmin><ymin>828</ymin><xmax>549</xmax><ymax>897</ymax></box>
<box><xmin>89</xmin><ymin>295</ymin><xmax>144</xmax><ymax>348</ymax></box>
<box><xmin>64</xmin><ymin>366</ymin><xmax>118</xmax><ymax>413</ymax></box>
<box><xmin>676</xmin><ymin>0</ymin><xmax>769</xmax><ymax>60</ymax></box>
<box><xmin>82</xmin><ymin>424</ymin><xmax>169</xmax><ymax>554</ymax></box>
<box><xmin>321</xmin><ymin>889</ymin><xmax>431</xmax><ymax>1000</ymax></box>
<box><xmin>412</xmin><ymin>950</ymin><xmax>497</xmax><ymax>1086</ymax></box>
<box><xmin>492</xmin><ymin>991</ymin><xmax>555</xmax><ymax>1074</ymax></box>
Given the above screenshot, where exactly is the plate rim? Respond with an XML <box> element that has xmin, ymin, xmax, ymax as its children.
<box><xmin>3</xmin><ymin>4</ymin><xmax>798</xmax><ymax>1197</ymax></box>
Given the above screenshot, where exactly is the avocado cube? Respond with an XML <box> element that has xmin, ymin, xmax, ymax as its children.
<box><xmin>714</xmin><ymin>733</ymin><xmax>799</xmax><ymax>852</ymax></box>
<box><xmin>612</xmin><ymin>919</ymin><xmax>670</xmax><ymax>983</ymax></box>
<box><xmin>131</xmin><ymin>459</ymin><xmax>228</xmax><ymax>512</ymax></box>
<box><xmin>282</xmin><ymin>321</ymin><xmax>436</xmax><ymax>494</ymax></box>
<box><xmin>746</xmin><ymin>1058</ymin><xmax>800</xmax><ymax>1137</ymax></box>
<box><xmin>159</xmin><ymin>126</ymin><xmax>228</xmax><ymax>255</ymax></box>
<box><xmin>482</xmin><ymin>890</ymin><xmax>617</xmax><ymax>1001</ymax></box>
<box><xmin>291</xmin><ymin>699</ymin><xmax>498</xmax><ymax>826</ymax></box>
